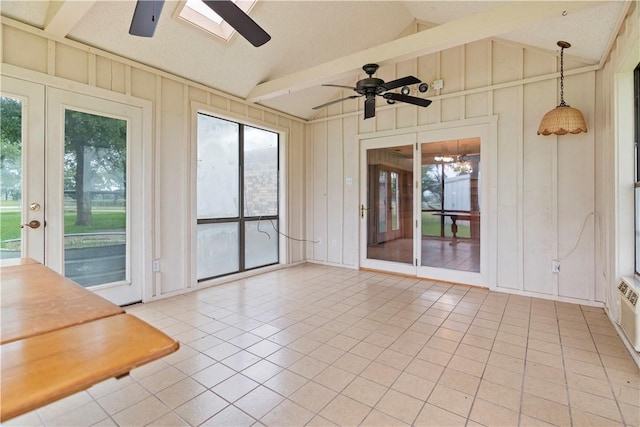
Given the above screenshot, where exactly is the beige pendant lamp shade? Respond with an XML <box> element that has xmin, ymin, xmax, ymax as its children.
<box><xmin>537</xmin><ymin>41</ymin><xmax>587</xmax><ymax>136</ymax></box>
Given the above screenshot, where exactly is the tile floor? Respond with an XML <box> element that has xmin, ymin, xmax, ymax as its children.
<box><xmin>5</xmin><ymin>264</ymin><xmax>639</xmax><ymax>426</ymax></box>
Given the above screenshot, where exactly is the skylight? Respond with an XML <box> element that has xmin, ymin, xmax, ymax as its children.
<box><xmin>177</xmin><ymin>0</ymin><xmax>257</xmax><ymax>42</ymax></box>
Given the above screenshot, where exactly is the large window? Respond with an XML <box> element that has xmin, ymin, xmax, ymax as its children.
<box><xmin>634</xmin><ymin>63</ymin><xmax>639</xmax><ymax>276</ymax></box>
<box><xmin>196</xmin><ymin>114</ymin><xmax>279</xmax><ymax>281</ymax></box>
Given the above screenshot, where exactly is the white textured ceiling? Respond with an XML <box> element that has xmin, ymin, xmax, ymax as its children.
<box><xmin>0</xmin><ymin>1</ymin><xmax>630</xmax><ymax>120</ymax></box>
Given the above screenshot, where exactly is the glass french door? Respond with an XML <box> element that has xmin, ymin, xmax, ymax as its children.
<box><xmin>47</xmin><ymin>88</ymin><xmax>146</xmax><ymax>305</ymax></box>
<box><xmin>360</xmin><ymin>134</ymin><xmax>418</xmax><ymax>275</ymax></box>
<box><xmin>360</xmin><ymin>127</ymin><xmax>487</xmax><ymax>286</ymax></box>
<box><xmin>0</xmin><ymin>77</ymin><xmax>45</xmax><ymax>262</ymax></box>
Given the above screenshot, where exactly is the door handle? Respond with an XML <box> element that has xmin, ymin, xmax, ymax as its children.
<box><xmin>21</xmin><ymin>220</ymin><xmax>41</xmax><ymax>229</ymax></box>
<box><xmin>360</xmin><ymin>204</ymin><xmax>370</xmax><ymax>218</ymax></box>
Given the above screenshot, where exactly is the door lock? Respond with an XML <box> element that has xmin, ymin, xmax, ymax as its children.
<box><xmin>29</xmin><ymin>202</ymin><xmax>41</xmax><ymax>211</ymax></box>
<box><xmin>21</xmin><ymin>220</ymin><xmax>41</xmax><ymax>229</ymax></box>
<box><xmin>360</xmin><ymin>204</ymin><xmax>370</xmax><ymax>218</ymax></box>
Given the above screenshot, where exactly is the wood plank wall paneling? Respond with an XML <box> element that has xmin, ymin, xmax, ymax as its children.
<box><xmin>308</xmin><ymin>28</ymin><xmax>638</xmax><ymax>305</ymax></box>
<box><xmin>1</xmin><ymin>22</ymin><xmax>307</xmax><ymax>300</ymax></box>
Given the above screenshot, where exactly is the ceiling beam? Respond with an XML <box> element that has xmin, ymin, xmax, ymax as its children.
<box><xmin>44</xmin><ymin>1</ymin><xmax>96</xmax><ymax>37</ymax></box>
<box><xmin>247</xmin><ymin>1</ymin><xmax>605</xmax><ymax>103</ymax></box>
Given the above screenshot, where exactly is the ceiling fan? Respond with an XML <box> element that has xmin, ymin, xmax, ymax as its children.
<box><xmin>129</xmin><ymin>0</ymin><xmax>271</xmax><ymax>47</ymax></box>
<box><xmin>313</xmin><ymin>63</ymin><xmax>432</xmax><ymax>119</ymax></box>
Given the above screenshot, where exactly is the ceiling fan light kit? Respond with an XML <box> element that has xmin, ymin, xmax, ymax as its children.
<box><xmin>313</xmin><ymin>63</ymin><xmax>433</xmax><ymax>119</ymax></box>
<box><xmin>537</xmin><ymin>41</ymin><xmax>587</xmax><ymax>136</ymax></box>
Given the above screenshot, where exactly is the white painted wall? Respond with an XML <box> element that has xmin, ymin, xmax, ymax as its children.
<box><xmin>1</xmin><ymin>20</ymin><xmax>307</xmax><ymax>301</ymax></box>
<box><xmin>307</xmin><ymin>30</ymin><xmax>611</xmax><ymax>305</ymax></box>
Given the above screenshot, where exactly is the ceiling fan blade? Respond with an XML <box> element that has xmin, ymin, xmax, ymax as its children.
<box><xmin>380</xmin><ymin>76</ymin><xmax>421</xmax><ymax>91</ymax></box>
<box><xmin>312</xmin><ymin>95</ymin><xmax>362</xmax><ymax>110</ymax></box>
<box><xmin>384</xmin><ymin>92</ymin><xmax>432</xmax><ymax>108</ymax></box>
<box><xmin>203</xmin><ymin>0</ymin><xmax>271</xmax><ymax>47</ymax></box>
<box><xmin>364</xmin><ymin>97</ymin><xmax>376</xmax><ymax>119</ymax></box>
<box><xmin>129</xmin><ymin>0</ymin><xmax>165</xmax><ymax>37</ymax></box>
<box><xmin>322</xmin><ymin>84</ymin><xmax>357</xmax><ymax>90</ymax></box>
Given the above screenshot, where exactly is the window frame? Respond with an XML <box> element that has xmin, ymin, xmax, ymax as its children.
<box><xmin>634</xmin><ymin>63</ymin><xmax>639</xmax><ymax>276</ymax></box>
<box><xmin>196</xmin><ymin>112</ymin><xmax>280</xmax><ymax>282</ymax></box>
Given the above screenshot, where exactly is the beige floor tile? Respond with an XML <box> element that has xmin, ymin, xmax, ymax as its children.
<box><xmin>374</xmin><ymin>389</ymin><xmax>423</xmax><ymax>424</ymax></box>
<box><xmin>350</xmin><ymin>341</ymin><xmax>386</xmax><ymax>360</ymax></box>
<box><xmin>569</xmin><ymin>389</ymin><xmax>623</xmax><ymax>422</ymax></box>
<box><xmin>333</xmin><ymin>352</ymin><xmax>371</xmax><ymax>375</ymax></box>
<box><xmin>234</xmin><ymin>386</ymin><xmax>284</xmax><ymax>419</ymax></box>
<box><xmin>289</xmin><ymin>381</ymin><xmax>337</xmax><ymax>412</ymax></box>
<box><xmin>1</xmin><ymin>411</ymin><xmax>43</xmax><ymax>426</ymax></box>
<box><xmin>173</xmin><ymin>353</ymin><xmax>216</xmax><ymax>376</ymax></box>
<box><xmin>342</xmin><ymin>376</ymin><xmax>388</xmax><ymax>407</ymax></box>
<box><xmin>387</xmin><ymin>339</ymin><xmax>423</xmax><ymax>357</ymax></box>
<box><xmin>475</xmin><ymin>380</ymin><xmax>521</xmax><ymax>411</ymax></box>
<box><xmin>438</xmin><ymin>368</ymin><xmax>481</xmax><ymax>395</ymax></box>
<box><xmin>266</xmin><ymin>347</ymin><xmax>305</xmax><ymax>368</ymax></box>
<box><xmin>360</xmin><ymin>409</ymin><xmax>409</xmax><ymax>426</ymax></box>
<box><xmin>150</xmin><ymin>412</ymin><xmax>190</xmax><ymax>426</ymax></box>
<box><xmin>212</xmin><ymin>373</ymin><xmax>260</xmax><ymax>402</ymax></box>
<box><xmin>48</xmin><ymin>402</ymin><xmax>109</xmax><ymax>427</ymax></box>
<box><xmin>454</xmin><ymin>343</ymin><xmax>490</xmax><ymax>363</ymax></box>
<box><xmin>287</xmin><ymin>336</ymin><xmax>323</xmax><ymax>354</ymax></box>
<box><xmin>468</xmin><ymin>398</ymin><xmax>519</xmax><ymax>426</ymax></box>
<box><xmin>260</xmin><ymin>399</ymin><xmax>314</xmax><ymax>427</ymax></box>
<box><xmin>240</xmin><ymin>359</ymin><xmax>283</xmax><ymax>384</ymax></box>
<box><xmin>287</xmin><ymin>355</ymin><xmax>328</xmax><ymax>379</ymax></box>
<box><xmin>523</xmin><ymin>375</ymin><xmax>568</xmax><ymax>405</ymax></box>
<box><xmin>221</xmin><ymin>350</ymin><xmax>261</xmax><ymax>371</ymax></box>
<box><xmin>427</xmin><ymin>384</ymin><xmax>474</xmax><ymax>418</ymax></box>
<box><xmin>38</xmin><ymin>391</ymin><xmax>94</xmax><ymax>422</ymax></box>
<box><xmin>111</xmin><ymin>396</ymin><xmax>169</xmax><ymax>427</ymax></box>
<box><xmin>325</xmin><ymin>334</ymin><xmax>359</xmax><ymax>351</ymax></box>
<box><xmin>156</xmin><ymin>378</ymin><xmax>206</xmax><ymax>409</ymax></box>
<box><xmin>567</xmin><ymin>371</ymin><xmax>615</xmax><ymax>399</ymax></box>
<box><xmin>96</xmin><ymin>383</ymin><xmax>150</xmax><ymax>415</ymax></box>
<box><xmin>416</xmin><ymin>346</ymin><xmax>454</xmax><ymax>366</ymax></box>
<box><xmin>191</xmin><ymin>363</ymin><xmax>236</xmax><ymax>388</ymax></box>
<box><xmin>405</xmin><ymin>358</ymin><xmax>445</xmax><ymax>383</ymax></box>
<box><xmin>308</xmin><ymin>344</ymin><xmax>345</xmax><ymax>364</ymax></box>
<box><xmin>306</xmin><ymin>415</ymin><xmax>338</xmax><ymax>426</ymax></box>
<box><xmin>518</xmin><ymin>414</ymin><xmax>556</xmax><ymax>426</ymax></box>
<box><xmin>620</xmin><ymin>401</ymin><xmax>640</xmax><ymax>426</ymax></box>
<box><xmin>487</xmin><ymin>351</ymin><xmax>525</xmax><ymax>374</ymax></box>
<box><xmin>227</xmin><ymin>332</ymin><xmax>263</xmax><ymax>349</ymax></box>
<box><xmin>319</xmin><ymin>394</ymin><xmax>371</xmax><ymax>426</ymax></box>
<box><xmin>491</xmin><ymin>340</ymin><xmax>526</xmax><ymax>359</ymax></box>
<box><xmin>263</xmin><ymin>370</ymin><xmax>308</xmax><ymax>397</ymax></box>
<box><xmin>88</xmin><ymin>376</ymin><xmax>135</xmax><ymax>400</ymax></box>
<box><xmin>174</xmin><ymin>391</ymin><xmax>228</xmax><ymax>427</ymax></box>
<box><xmin>313</xmin><ymin>365</ymin><xmax>356</xmax><ymax>392</ymax></box>
<box><xmin>446</xmin><ymin>354</ymin><xmax>486</xmax><ymax>377</ymax></box>
<box><xmin>521</xmin><ymin>393</ymin><xmax>571</xmax><ymax>426</ymax></box>
<box><xmin>200</xmin><ymin>405</ymin><xmax>255</xmax><ymax>427</ymax></box>
<box><xmin>391</xmin><ymin>372</ymin><xmax>436</xmax><ymax>401</ymax></box>
<box><xmin>360</xmin><ymin>361</ymin><xmax>402</xmax><ymax>387</ymax></box>
<box><xmin>414</xmin><ymin>403</ymin><xmax>467</xmax><ymax>426</ymax></box>
<box><xmin>570</xmin><ymin>408</ymin><xmax>625</xmax><ymax>427</ymax></box>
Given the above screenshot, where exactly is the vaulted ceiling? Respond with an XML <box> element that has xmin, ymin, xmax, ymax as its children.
<box><xmin>0</xmin><ymin>1</ymin><xmax>630</xmax><ymax>120</ymax></box>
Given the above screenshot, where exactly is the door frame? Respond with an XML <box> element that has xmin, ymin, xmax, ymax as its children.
<box><xmin>46</xmin><ymin>87</ymin><xmax>150</xmax><ymax>305</ymax></box>
<box><xmin>2</xmin><ymin>64</ymin><xmax>153</xmax><ymax>304</ymax></box>
<box><xmin>0</xmin><ymin>76</ymin><xmax>46</xmax><ymax>263</ymax></box>
<box><xmin>359</xmin><ymin>133</ymin><xmax>418</xmax><ymax>276</ymax></box>
<box><xmin>358</xmin><ymin>117</ymin><xmax>498</xmax><ymax>289</ymax></box>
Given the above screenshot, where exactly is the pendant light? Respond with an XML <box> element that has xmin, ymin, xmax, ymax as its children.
<box><xmin>537</xmin><ymin>41</ymin><xmax>587</xmax><ymax>136</ymax></box>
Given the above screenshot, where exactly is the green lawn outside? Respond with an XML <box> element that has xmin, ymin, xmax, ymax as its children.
<box><xmin>0</xmin><ymin>210</ymin><xmax>125</xmax><ymax>245</ymax></box>
<box><xmin>422</xmin><ymin>212</ymin><xmax>470</xmax><ymax>238</ymax></box>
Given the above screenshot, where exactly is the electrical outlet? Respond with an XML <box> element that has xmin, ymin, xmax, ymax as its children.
<box><xmin>552</xmin><ymin>261</ymin><xmax>560</xmax><ymax>273</ymax></box>
<box><xmin>432</xmin><ymin>79</ymin><xmax>444</xmax><ymax>90</ymax></box>
<box><xmin>152</xmin><ymin>260</ymin><xmax>160</xmax><ymax>272</ymax></box>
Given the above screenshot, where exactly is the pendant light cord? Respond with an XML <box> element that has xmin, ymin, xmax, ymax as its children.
<box><xmin>559</xmin><ymin>44</ymin><xmax>566</xmax><ymax>106</ymax></box>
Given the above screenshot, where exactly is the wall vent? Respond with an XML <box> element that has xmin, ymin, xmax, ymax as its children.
<box><xmin>617</xmin><ymin>277</ymin><xmax>640</xmax><ymax>352</ymax></box>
